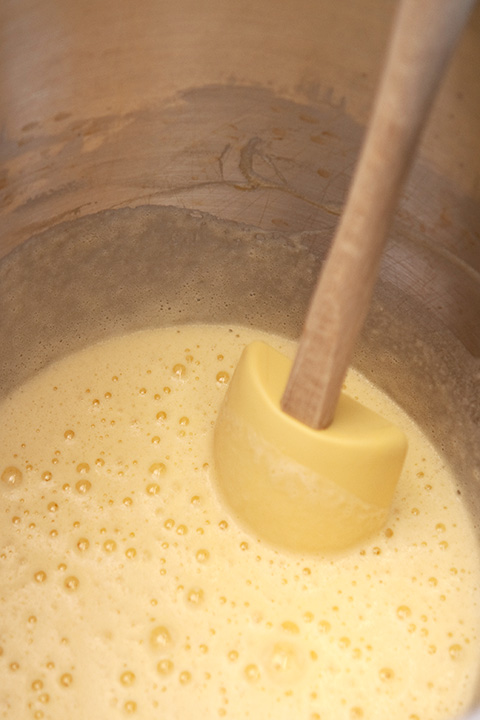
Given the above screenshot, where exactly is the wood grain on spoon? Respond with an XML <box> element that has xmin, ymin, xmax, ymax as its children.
<box><xmin>281</xmin><ymin>0</ymin><xmax>476</xmax><ymax>430</ymax></box>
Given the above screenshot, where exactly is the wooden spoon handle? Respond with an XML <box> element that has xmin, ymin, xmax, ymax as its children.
<box><xmin>281</xmin><ymin>0</ymin><xmax>476</xmax><ymax>430</ymax></box>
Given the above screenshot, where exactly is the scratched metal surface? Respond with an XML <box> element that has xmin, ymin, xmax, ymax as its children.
<box><xmin>0</xmin><ymin>1</ymin><xmax>479</xmax><ymax>354</ymax></box>
<box><xmin>0</xmin><ymin>0</ymin><xmax>480</xmax><ymax>253</ymax></box>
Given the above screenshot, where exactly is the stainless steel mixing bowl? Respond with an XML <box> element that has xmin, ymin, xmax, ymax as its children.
<box><xmin>1</xmin><ymin>0</ymin><xmax>479</xmax><ymax>716</ymax></box>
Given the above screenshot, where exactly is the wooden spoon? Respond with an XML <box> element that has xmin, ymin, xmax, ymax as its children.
<box><xmin>214</xmin><ymin>0</ymin><xmax>476</xmax><ymax>553</ymax></box>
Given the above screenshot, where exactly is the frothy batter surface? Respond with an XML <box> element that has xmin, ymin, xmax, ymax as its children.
<box><xmin>0</xmin><ymin>324</ymin><xmax>479</xmax><ymax>720</ymax></box>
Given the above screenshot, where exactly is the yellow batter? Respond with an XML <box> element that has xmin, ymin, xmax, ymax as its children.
<box><xmin>0</xmin><ymin>324</ymin><xmax>479</xmax><ymax>720</ymax></box>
